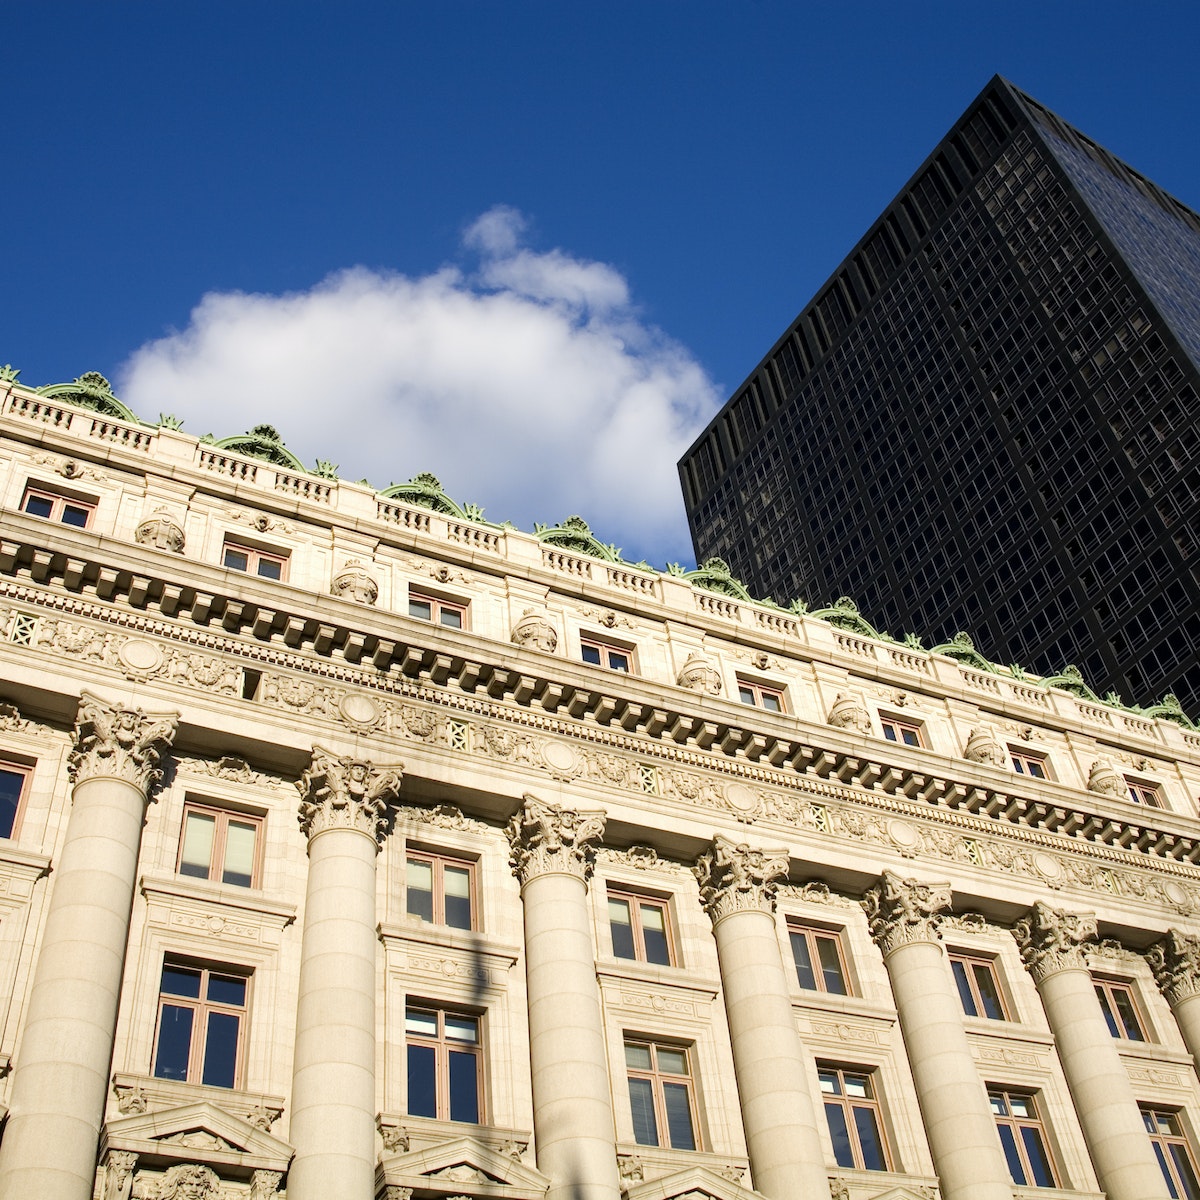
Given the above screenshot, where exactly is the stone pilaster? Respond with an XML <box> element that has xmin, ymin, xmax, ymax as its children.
<box><xmin>287</xmin><ymin>749</ymin><xmax>403</xmax><ymax>1200</ymax></box>
<box><xmin>507</xmin><ymin>795</ymin><xmax>619</xmax><ymax>1200</ymax></box>
<box><xmin>1147</xmin><ymin>929</ymin><xmax>1200</xmax><ymax>1075</ymax></box>
<box><xmin>694</xmin><ymin>837</ymin><xmax>828</xmax><ymax>1200</ymax></box>
<box><xmin>1015</xmin><ymin>902</ymin><xmax>1170</xmax><ymax>1200</ymax></box>
<box><xmin>863</xmin><ymin>872</ymin><xmax>1013</xmax><ymax>1200</ymax></box>
<box><xmin>0</xmin><ymin>693</ymin><xmax>177</xmax><ymax>1200</ymax></box>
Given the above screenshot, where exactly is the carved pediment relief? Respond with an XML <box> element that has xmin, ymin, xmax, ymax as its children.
<box><xmin>101</xmin><ymin>1100</ymin><xmax>293</xmax><ymax>1171</ymax></box>
<box><xmin>379</xmin><ymin>1134</ymin><xmax>549</xmax><ymax>1197</ymax></box>
<box><xmin>622</xmin><ymin>1165</ymin><xmax>762</xmax><ymax>1200</ymax></box>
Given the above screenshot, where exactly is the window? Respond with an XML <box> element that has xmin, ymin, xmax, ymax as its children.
<box><xmin>21</xmin><ymin>485</ymin><xmax>94</xmax><ymax>528</ymax></box>
<box><xmin>152</xmin><ymin>961</ymin><xmax>248</xmax><ymax>1089</ymax></box>
<box><xmin>990</xmin><ymin>1089</ymin><xmax>1058</xmax><ymax>1188</ymax></box>
<box><xmin>409</xmin><ymin>592</ymin><xmax>466</xmax><ymax>629</ymax></box>
<box><xmin>0</xmin><ymin>761</ymin><xmax>30</xmax><ymax>839</ymax></box>
<box><xmin>405</xmin><ymin>1005</ymin><xmax>481</xmax><ymax>1123</ymax></box>
<box><xmin>625</xmin><ymin>1040</ymin><xmax>699</xmax><ymax>1150</ymax></box>
<box><xmin>608</xmin><ymin>891</ymin><xmax>673</xmax><ymax>965</ymax></box>
<box><xmin>737</xmin><ymin>679</ymin><xmax>784</xmax><ymax>712</ymax></box>
<box><xmin>406</xmin><ymin>851</ymin><xmax>475</xmax><ymax>931</ymax></box>
<box><xmin>1010</xmin><ymin>748</ymin><xmax>1048</xmax><ymax>778</ymax></box>
<box><xmin>223</xmin><ymin>540</ymin><xmax>287</xmax><ymax>581</ymax></box>
<box><xmin>950</xmin><ymin>952</ymin><xmax>1008</xmax><ymax>1020</ymax></box>
<box><xmin>1127</xmin><ymin>778</ymin><xmax>1164</xmax><ymax>806</ymax></box>
<box><xmin>1095</xmin><ymin>978</ymin><xmax>1147</xmax><ymax>1041</ymax></box>
<box><xmin>581</xmin><ymin>636</ymin><xmax>632</xmax><ymax>672</ymax></box>
<box><xmin>177</xmin><ymin>804</ymin><xmax>262</xmax><ymax>888</ymax></box>
<box><xmin>880</xmin><ymin>715</ymin><xmax>925</xmax><ymax>747</ymax></box>
<box><xmin>1143</xmin><ymin>1107</ymin><xmax>1200</xmax><ymax>1199</ymax></box>
<box><xmin>789</xmin><ymin>925</ymin><xmax>850</xmax><ymax>995</ymax></box>
<box><xmin>819</xmin><ymin>1066</ymin><xmax>890</xmax><ymax>1171</ymax></box>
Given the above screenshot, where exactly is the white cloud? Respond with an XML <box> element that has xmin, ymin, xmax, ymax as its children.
<box><xmin>117</xmin><ymin>207</ymin><xmax>720</xmax><ymax>565</ymax></box>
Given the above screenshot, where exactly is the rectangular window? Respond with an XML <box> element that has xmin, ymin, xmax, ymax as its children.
<box><xmin>1095</xmin><ymin>978</ymin><xmax>1147</xmax><ymax>1041</ymax></box>
<box><xmin>608</xmin><ymin>891</ymin><xmax>674</xmax><ymax>966</ymax></box>
<box><xmin>152</xmin><ymin>961</ymin><xmax>248</xmax><ymax>1089</ymax></box>
<box><xmin>990</xmin><ymin>1089</ymin><xmax>1058</xmax><ymax>1188</ymax></box>
<box><xmin>177</xmin><ymin>804</ymin><xmax>263</xmax><ymax>888</ymax></box>
<box><xmin>880</xmin><ymin>715</ymin><xmax>925</xmax><ymax>747</ymax></box>
<box><xmin>222</xmin><ymin>540</ymin><xmax>287</xmax><ymax>581</ymax></box>
<box><xmin>405</xmin><ymin>1005</ymin><xmax>482</xmax><ymax>1123</ymax></box>
<box><xmin>625</xmin><ymin>1040</ymin><xmax>699</xmax><ymax>1150</ymax></box>
<box><xmin>789</xmin><ymin>926</ymin><xmax>850</xmax><ymax>995</ymax></box>
<box><xmin>409</xmin><ymin>592</ymin><xmax>467</xmax><ymax>629</ymax></box>
<box><xmin>1127</xmin><ymin>778</ymin><xmax>1164</xmax><ymax>806</ymax></box>
<box><xmin>1010</xmin><ymin>749</ymin><xmax>1048</xmax><ymax>778</ymax></box>
<box><xmin>1143</xmin><ymin>1107</ymin><xmax>1200</xmax><ymax>1199</ymax></box>
<box><xmin>21</xmin><ymin>485</ymin><xmax>94</xmax><ymax>528</ymax></box>
<box><xmin>0</xmin><ymin>761</ymin><xmax>31</xmax><ymax>839</ymax></box>
<box><xmin>581</xmin><ymin>636</ymin><xmax>632</xmax><ymax>673</ymax></box>
<box><xmin>819</xmin><ymin>1066</ymin><xmax>890</xmax><ymax>1171</ymax></box>
<box><xmin>949</xmin><ymin>953</ymin><xmax>1008</xmax><ymax>1020</ymax></box>
<box><xmin>406</xmin><ymin>851</ymin><xmax>475</xmax><ymax>931</ymax></box>
<box><xmin>737</xmin><ymin>680</ymin><xmax>785</xmax><ymax>712</ymax></box>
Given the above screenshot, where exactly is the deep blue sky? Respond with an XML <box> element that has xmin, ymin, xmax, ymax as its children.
<box><xmin>4</xmin><ymin>3</ymin><xmax>1199</xmax><ymax>562</ymax></box>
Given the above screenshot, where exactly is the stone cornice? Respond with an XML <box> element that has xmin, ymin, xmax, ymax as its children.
<box><xmin>1013</xmin><ymin>901</ymin><xmax>1098</xmax><ymax>984</ymax></box>
<box><xmin>862</xmin><ymin>870</ymin><xmax>952</xmax><ymax>955</ymax></box>
<box><xmin>694</xmin><ymin>835</ymin><xmax>789</xmax><ymax>923</ymax></box>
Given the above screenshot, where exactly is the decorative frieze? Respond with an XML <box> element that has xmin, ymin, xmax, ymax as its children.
<box><xmin>694</xmin><ymin>835</ymin><xmax>789</xmax><ymax>922</ymax></box>
<box><xmin>1013</xmin><ymin>901</ymin><xmax>1098</xmax><ymax>983</ymax></box>
<box><xmin>506</xmin><ymin>794</ymin><xmax>606</xmax><ymax>885</ymax></box>
<box><xmin>67</xmin><ymin>691</ymin><xmax>178</xmax><ymax>791</ymax></box>
<box><xmin>862</xmin><ymin>870</ymin><xmax>951</xmax><ymax>955</ymax></box>
<box><xmin>1146</xmin><ymin>929</ymin><xmax>1200</xmax><ymax>1006</ymax></box>
<box><xmin>141</xmin><ymin>1163</ymin><xmax>221</xmax><ymax>1199</ymax></box>
<box><xmin>296</xmin><ymin>747</ymin><xmax>404</xmax><ymax>845</ymax></box>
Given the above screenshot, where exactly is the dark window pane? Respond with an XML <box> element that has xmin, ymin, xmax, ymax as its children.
<box><xmin>973</xmin><ymin>963</ymin><xmax>1005</xmax><ymax>1020</ymax></box>
<box><xmin>207</xmin><ymin>974</ymin><xmax>246</xmax><ymax>1006</ymax></box>
<box><xmin>0</xmin><ymin>768</ymin><xmax>24</xmax><ymax>838</ymax></box>
<box><xmin>902</xmin><ymin>727</ymin><xmax>920</xmax><ymax>746</ymax></box>
<box><xmin>952</xmin><ymin>959</ymin><xmax>978</xmax><ymax>1016</ymax></box>
<box><xmin>1170</xmin><ymin>1143</ymin><xmax>1200</xmax><ymax>1200</ymax></box>
<box><xmin>1154</xmin><ymin>1143</ymin><xmax>1182</xmax><ymax>1199</ymax></box>
<box><xmin>1113</xmin><ymin>989</ymin><xmax>1144</xmax><ymax>1040</ymax></box>
<box><xmin>581</xmin><ymin>644</ymin><xmax>602</xmax><ymax>665</ymax></box>
<box><xmin>609</xmin><ymin>652</ymin><xmax>630</xmax><ymax>672</ymax></box>
<box><xmin>23</xmin><ymin>494</ymin><xmax>53</xmax><ymax>518</ymax></box>
<box><xmin>444</xmin><ymin>866</ymin><xmax>472</xmax><ymax>930</ymax></box>
<box><xmin>642</xmin><ymin>913</ymin><xmax>672</xmax><ymax>967</ymax></box>
<box><xmin>817</xmin><ymin>938</ymin><xmax>847</xmax><ymax>994</ymax></box>
<box><xmin>409</xmin><ymin>598</ymin><xmax>433</xmax><ymax>620</ymax></box>
<box><xmin>628</xmin><ymin>1077</ymin><xmax>659</xmax><ymax>1146</ymax></box>
<box><xmin>439</xmin><ymin>608</ymin><xmax>463</xmax><ymax>629</ymax></box>
<box><xmin>762</xmin><ymin>692</ymin><xmax>782</xmax><ymax>712</ymax></box>
<box><xmin>609</xmin><ymin>899</ymin><xmax>636</xmax><ymax>959</ymax></box>
<box><xmin>738</xmin><ymin>686</ymin><xmax>755</xmax><ymax>705</ymax></box>
<box><xmin>1028</xmin><ymin>760</ymin><xmax>1046</xmax><ymax>778</ymax></box>
<box><xmin>153</xmin><ymin>1004</ymin><xmax>194</xmax><ymax>1080</ymax></box>
<box><xmin>853</xmin><ymin>1106</ymin><xmax>887</xmax><ymax>1170</ymax></box>
<box><xmin>406</xmin><ymin>859</ymin><xmax>434</xmax><ymax>922</ymax></box>
<box><xmin>1020</xmin><ymin>1125</ymin><xmax>1056</xmax><ymax>1188</ymax></box>
<box><xmin>61</xmin><ymin>504</ymin><xmax>90</xmax><ymax>527</ymax></box>
<box><xmin>224</xmin><ymin>548</ymin><xmax>249</xmax><ymax>571</ymax></box>
<box><xmin>825</xmin><ymin>1103</ymin><xmax>855</xmax><ymax>1169</ymax></box>
<box><xmin>406</xmin><ymin>1044</ymin><xmax>437</xmax><ymax>1117</ymax></box>
<box><xmin>883</xmin><ymin>725</ymin><xmax>898</xmax><ymax>741</ymax></box>
<box><xmin>1096</xmin><ymin>986</ymin><xmax>1122</xmax><ymax>1037</ymax></box>
<box><xmin>448</xmin><ymin>1049</ymin><xmax>479</xmax><ymax>1123</ymax></box>
<box><xmin>997</xmin><ymin>1124</ymin><xmax>1027</xmax><ymax>1185</ymax></box>
<box><xmin>201</xmin><ymin>1011</ymin><xmax>239</xmax><ymax>1088</ymax></box>
<box><xmin>161</xmin><ymin>967</ymin><xmax>202</xmax><ymax>998</ymax></box>
<box><xmin>256</xmin><ymin>557</ymin><xmax>282</xmax><ymax>580</ymax></box>
<box><xmin>663</xmin><ymin>1082</ymin><xmax>696</xmax><ymax>1150</ymax></box>
<box><xmin>791</xmin><ymin>932</ymin><xmax>817</xmax><ymax>990</ymax></box>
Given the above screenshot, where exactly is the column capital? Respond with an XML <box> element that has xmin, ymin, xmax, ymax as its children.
<box><xmin>862</xmin><ymin>870</ymin><xmax>951</xmax><ymax>955</ymax></box>
<box><xmin>506</xmin><ymin>794</ymin><xmax>606</xmax><ymax>886</ymax></box>
<box><xmin>1013</xmin><ymin>900</ymin><xmax>1097</xmax><ymax>983</ymax></box>
<box><xmin>694</xmin><ymin>835</ymin><xmax>789</xmax><ymax>922</ymax></box>
<box><xmin>1147</xmin><ymin>928</ymin><xmax>1200</xmax><ymax>1006</ymax></box>
<box><xmin>296</xmin><ymin>747</ymin><xmax>403</xmax><ymax>846</ymax></box>
<box><xmin>68</xmin><ymin>691</ymin><xmax>178</xmax><ymax>792</ymax></box>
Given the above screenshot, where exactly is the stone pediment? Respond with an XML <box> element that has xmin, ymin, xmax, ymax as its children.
<box><xmin>623</xmin><ymin>1165</ymin><xmax>763</xmax><ymax>1200</ymax></box>
<box><xmin>378</xmin><ymin>1134</ymin><xmax>549</xmax><ymax>1198</ymax></box>
<box><xmin>101</xmin><ymin>1100</ymin><xmax>293</xmax><ymax>1173</ymax></box>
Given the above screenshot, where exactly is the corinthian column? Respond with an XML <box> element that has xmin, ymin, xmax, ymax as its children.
<box><xmin>1147</xmin><ymin>929</ymin><xmax>1200</xmax><ymax>1075</ymax></box>
<box><xmin>286</xmin><ymin>748</ymin><xmax>403</xmax><ymax>1200</ymax></box>
<box><xmin>0</xmin><ymin>693</ymin><xmax>177</xmax><ymax>1200</ymax></box>
<box><xmin>694</xmin><ymin>837</ymin><xmax>828</xmax><ymax>1200</ymax></box>
<box><xmin>1015</xmin><ymin>902</ymin><xmax>1170</xmax><ymax>1200</ymax></box>
<box><xmin>507</xmin><ymin>794</ymin><xmax>620</xmax><ymax>1200</ymax></box>
<box><xmin>862</xmin><ymin>872</ymin><xmax>1013</xmax><ymax>1200</ymax></box>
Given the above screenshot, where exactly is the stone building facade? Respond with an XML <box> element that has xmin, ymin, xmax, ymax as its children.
<box><xmin>1</xmin><ymin>370</ymin><xmax>1200</xmax><ymax>1200</ymax></box>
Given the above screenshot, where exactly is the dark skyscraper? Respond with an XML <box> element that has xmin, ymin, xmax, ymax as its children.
<box><xmin>679</xmin><ymin>76</ymin><xmax>1200</xmax><ymax>715</ymax></box>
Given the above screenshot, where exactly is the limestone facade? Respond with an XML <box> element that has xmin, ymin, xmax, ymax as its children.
<box><xmin>0</xmin><ymin>376</ymin><xmax>1199</xmax><ymax>1199</ymax></box>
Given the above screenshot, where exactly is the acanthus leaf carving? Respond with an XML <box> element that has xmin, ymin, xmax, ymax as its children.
<box><xmin>862</xmin><ymin>869</ymin><xmax>952</xmax><ymax>955</ymax></box>
<box><xmin>68</xmin><ymin>692</ymin><xmax>178</xmax><ymax>792</ymax></box>
<box><xmin>507</xmin><ymin>794</ymin><xmax>605</xmax><ymax>885</ymax></box>
<box><xmin>104</xmin><ymin>1151</ymin><xmax>139</xmax><ymax>1200</ymax></box>
<box><xmin>249</xmin><ymin>1171</ymin><xmax>283</xmax><ymax>1200</ymax></box>
<box><xmin>1013</xmin><ymin>900</ymin><xmax>1097</xmax><ymax>983</ymax></box>
<box><xmin>694</xmin><ymin>834</ymin><xmax>789</xmax><ymax>922</ymax></box>
<box><xmin>297</xmin><ymin>747</ymin><xmax>404</xmax><ymax>846</ymax></box>
<box><xmin>1147</xmin><ymin>928</ymin><xmax>1200</xmax><ymax>1006</ymax></box>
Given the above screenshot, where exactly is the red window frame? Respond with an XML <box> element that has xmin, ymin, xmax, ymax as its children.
<box><xmin>788</xmin><ymin>924</ymin><xmax>851</xmax><ymax>995</ymax></box>
<box><xmin>737</xmin><ymin>680</ymin><xmax>785</xmax><ymax>712</ymax></box>
<box><xmin>1010</xmin><ymin>748</ymin><xmax>1049</xmax><ymax>779</ymax></box>
<box><xmin>405</xmin><ymin>850</ymin><xmax>477</xmax><ymax>931</ymax></box>
<box><xmin>608</xmin><ymin>890</ymin><xmax>675</xmax><ymax>966</ymax></box>
<box><xmin>223</xmin><ymin>540</ymin><xmax>288</xmax><ymax>581</ymax></box>
<box><xmin>152</xmin><ymin>960</ymin><xmax>250</xmax><ymax>1090</ymax></box>
<box><xmin>21</xmin><ymin>485</ymin><xmax>95</xmax><ymax>529</ymax></box>
<box><xmin>581</xmin><ymin>636</ymin><xmax>633</xmax><ymax>673</ymax></box>
<box><xmin>176</xmin><ymin>803</ymin><xmax>264</xmax><ymax>888</ymax></box>
<box><xmin>880</xmin><ymin>715</ymin><xmax>925</xmax><ymax>747</ymax></box>
<box><xmin>409</xmin><ymin>592</ymin><xmax>467</xmax><ymax>629</ymax></box>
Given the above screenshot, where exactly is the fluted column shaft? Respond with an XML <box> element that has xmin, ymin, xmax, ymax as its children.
<box><xmin>509</xmin><ymin>796</ymin><xmax>620</xmax><ymax>1200</ymax></box>
<box><xmin>695</xmin><ymin>838</ymin><xmax>828</xmax><ymax>1200</ymax></box>
<box><xmin>1148</xmin><ymin>930</ymin><xmax>1200</xmax><ymax>1076</ymax></box>
<box><xmin>0</xmin><ymin>695</ymin><xmax>176</xmax><ymax>1200</ymax></box>
<box><xmin>287</xmin><ymin>750</ymin><xmax>402</xmax><ymax>1200</ymax></box>
<box><xmin>1017</xmin><ymin>902</ymin><xmax>1170</xmax><ymax>1200</ymax></box>
<box><xmin>864</xmin><ymin>872</ymin><xmax>1013</xmax><ymax>1200</ymax></box>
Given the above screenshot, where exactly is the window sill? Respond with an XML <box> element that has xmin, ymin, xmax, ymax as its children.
<box><xmin>596</xmin><ymin>957</ymin><xmax>721</xmax><ymax>999</ymax></box>
<box><xmin>792</xmin><ymin>991</ymin><xmax>898</xmax><ymax>1027</ymax></box>
<box><xmin>377</xmin><ymin>918</ymin><xmax>520</xmax><ymax>968</ymax></box>
<box><xmin>139</xmin><ymin>873</ymin><xmax>297</xmax><ymax>925</ymax></box>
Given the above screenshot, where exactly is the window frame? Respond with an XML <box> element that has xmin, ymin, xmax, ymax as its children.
<box><xmin>20</xmin><ymin>484</ymin><xmax>96</xmax><ymax>529</ymax></box>
<box><xmin>151</xmin><ymin>958</ymin><xmax>250</xmax><ymax>1090</ymax></box>
<box><xmin>404</xmin><ymin>1003</ymin><xmax>484</xmax><ymax>1124</ymax></box>
<box><xmin>737</xmin><ymin>678</ymin><xmax>786</xmax><ymax>713</ymax></box>
<box><xmin>580</xmin><ymin>635</ymin><xmax>634</xmax><ymax>673</ymax></box>
<box><xmin>176</xmin><ymin>802</ymin><xmax>265</xmax><ymax>889</ymax></box>
<box><xmin>1126</xmin><ymin>777</ymin><xmax>1164</xmax><ymax>807</ymax></box>
<box><xmin>817</xmin><ymin>1063</ymin><xmax>892</xmax><ymax>1172</ymax></box>
<box><xmin>788</xmin><ymin>923</ymin><xmax>852</xmax><ymax>996</ymax></box>
<box><xmin>222</xmin><ymin>538</ymin><xmax>289</xmax><ymax>581</ymax></box>
<box><xmin>0</xmin><ymin>759</ymin><xmax>32</xmax><ymax>840</ymax></box>
<box><xmin>879</xmin><ymin>713</ymin><xmax>926</xmax><ymax>748</ymax></box>
<box><xmin>989</xmin><ymin>1087</ymin><xmax>1059</xmax><ymax>1188</ymax></box>
<box><xmin>1094</xmin><ymin>976</ymin><xmax>1149</xmax><ymax>1041</ymax></box>
<box><xmin>1010</xmin><ymin>747</ymin><xmax>1050</xmax><ymax>779</ymax></box>
<box><xmin>408</xmin><ymin>590</ymin><xmax>468</xmax><ymax>630</ymax></box>
<box><xmin>624</xmin><ymin>1037</ymin><xmax>702</xmax><ymax>1151</ymax></box>
<box><xmin>948</xmin><ymin>951</ymin><xmax>1009</xmax><ymax>1021</ymax></box>
<box><xmin>405</xmin><ymin>848</ymin><xmax>478</xmax><ymax>932</ymax></box>
<box><xmin>1142</xmin><ymin>1106</ymin><xmax>1200</xmax><ymax>1200</ymax></box>
<box><xmin>607</xmin><ymin>889</ymin><xmax>676</xmax><ymax>967</ymax></box>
